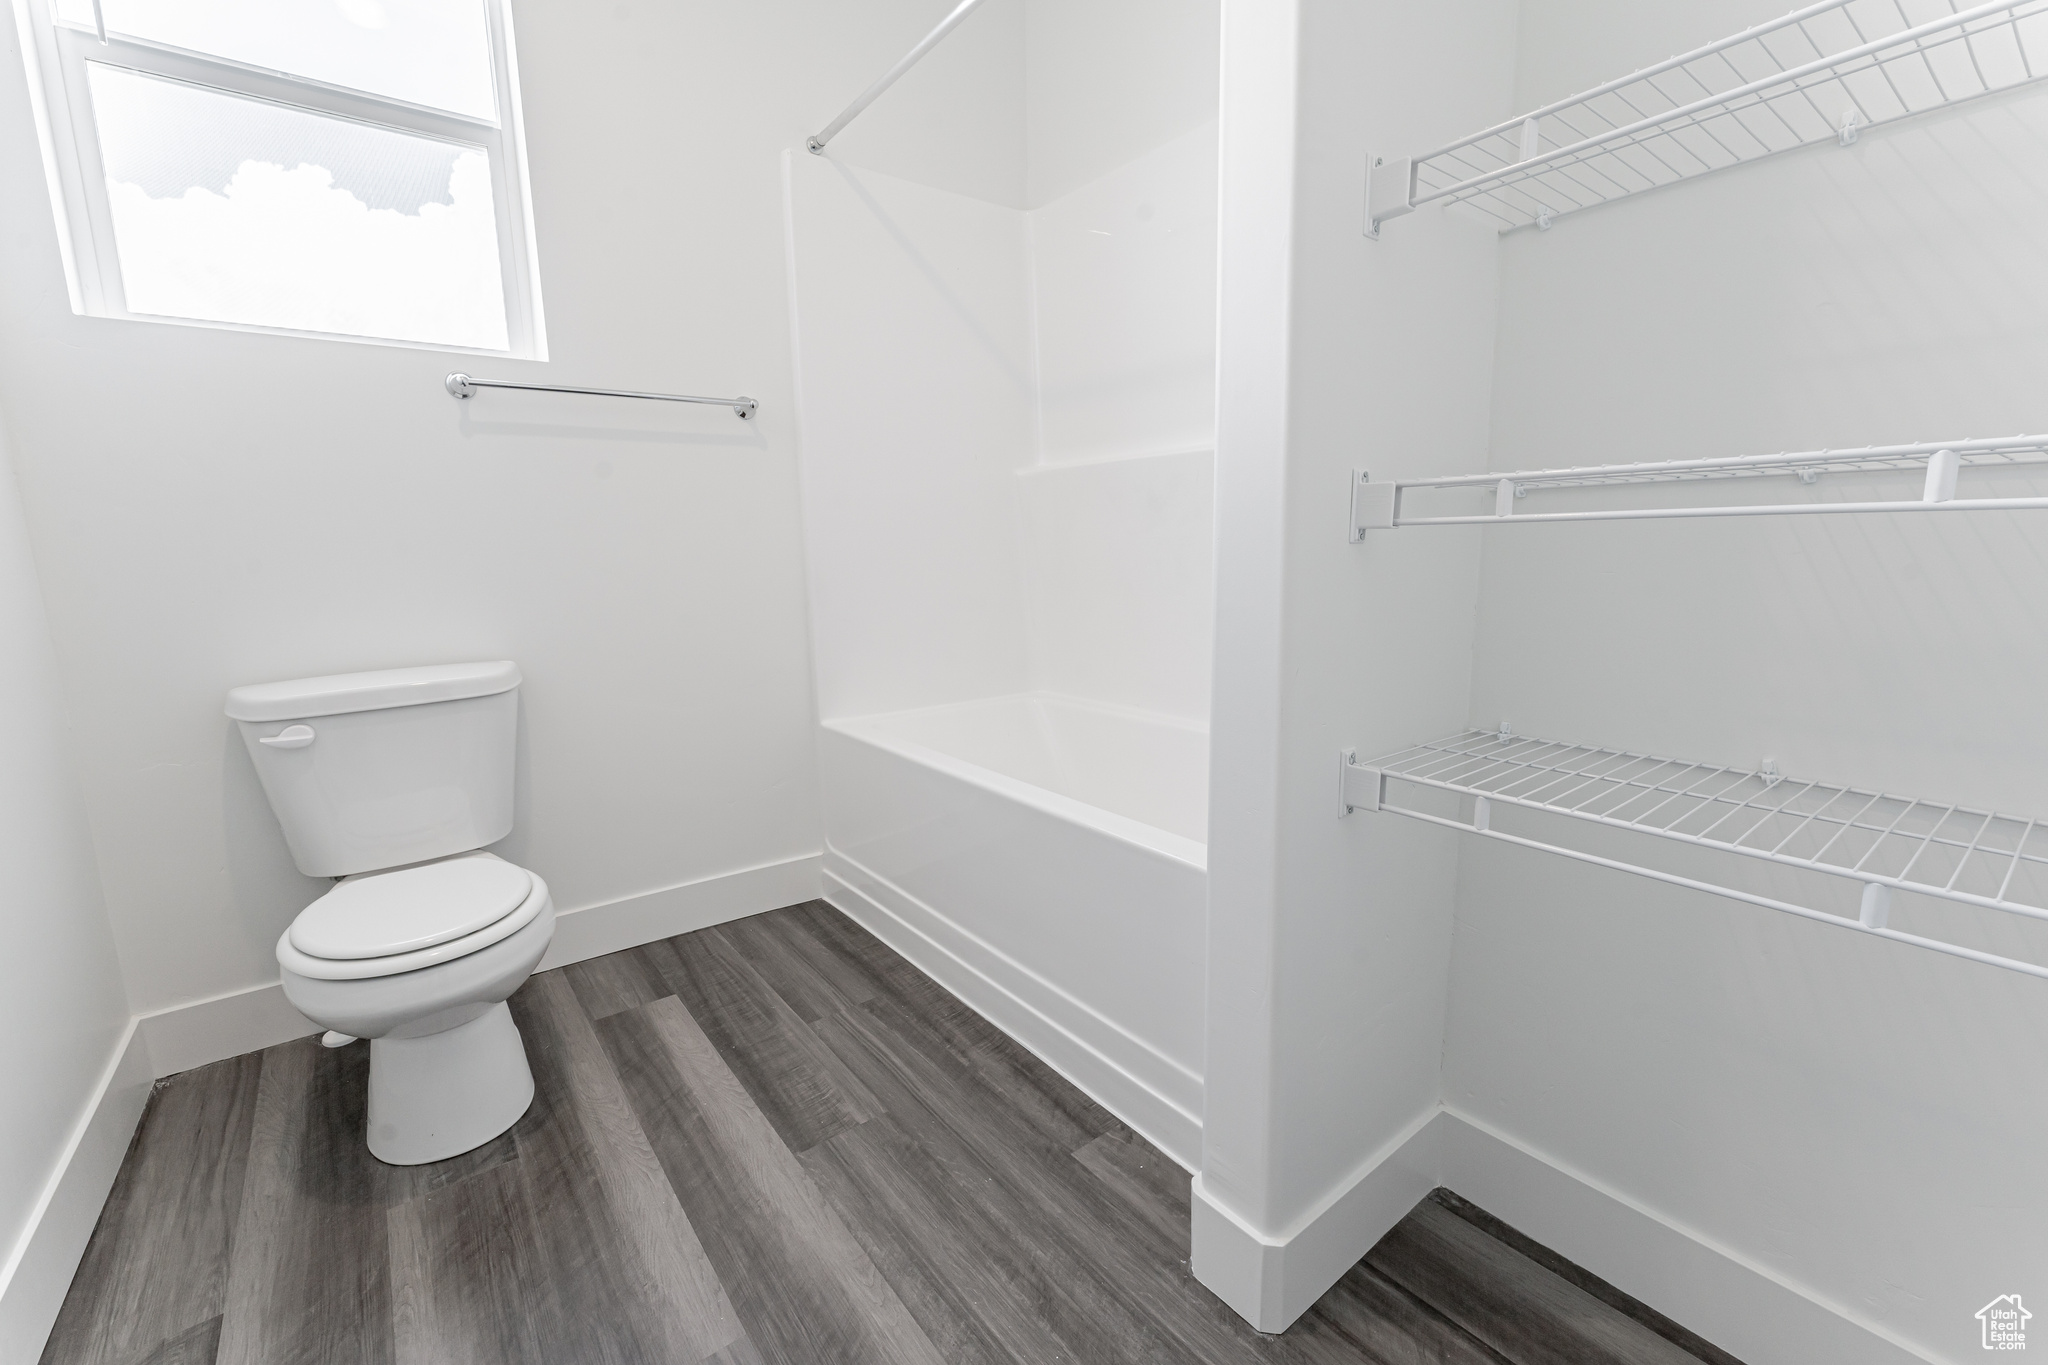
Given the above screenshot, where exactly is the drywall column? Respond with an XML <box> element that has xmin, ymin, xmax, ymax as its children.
<box><xmin>1194</xmin><ymin>0</ymin><xmax>1513</xmax><ymax>1331</ymax></box>
<box><xmin>0</xmin><ymin>410</ymin><xmax>143</xmax><ymax>1361</ymax></box>
<box><xmin>1192</xmin><ymin>0</ymin><xmax>1300</xmax><ymax>1329</ymax></box>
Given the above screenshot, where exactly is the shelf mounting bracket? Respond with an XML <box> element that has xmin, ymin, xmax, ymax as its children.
<box><xmin>1338</xmin><ymin>749</ymin><xmax>1384</xmax><ymax>816</ymax></box>
<box><xmin>1923</xmin><ymin>447</ymin><xmax>1960</xmax><ymax>502</ymax></box>
<box><xmin>1350</xmin><ymin>469</ymin><xmax>1397</xmax><ymax>540</ymax></box>
<box><xmin>1365</xmin><ymin>155</ymin><xmax>1415</xmax><ymax>239</ymax></box>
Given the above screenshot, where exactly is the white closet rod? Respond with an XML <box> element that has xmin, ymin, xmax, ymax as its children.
<box><xmin>807</xmin><ymin>0</ymin><xmax>995</xmax><ymax>154</ymax></box>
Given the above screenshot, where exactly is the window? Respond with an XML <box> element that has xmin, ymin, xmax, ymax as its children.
<box><xmin>15</xmin><ymin>0</ymin><xmax>545</xmax><ymax>355</ymax></box>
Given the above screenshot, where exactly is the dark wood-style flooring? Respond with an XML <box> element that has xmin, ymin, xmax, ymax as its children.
<box><xmin>42</xmin><ymin>900</ymin><xmax>1740</xmax><ymax>1365</ymax></box>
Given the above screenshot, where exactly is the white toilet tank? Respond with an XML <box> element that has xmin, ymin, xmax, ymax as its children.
<box><xmin>227</xmin><ymin>661</ymin><xmax>521</xmax><ymax>878</ymax></box>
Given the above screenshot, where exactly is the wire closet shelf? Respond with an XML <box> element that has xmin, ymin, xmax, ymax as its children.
<box><xmin>1350</xmin><ymin>435</ymin><xmax>2048</xmax><ymax>532</ymax></box>
<box><xmin>1367</xmin><ymin>0</ymin><xmax>2048</xmax><ymax>234</ymax></box>
<box><xmin>1341</xmin><ymin>730</ymin><xmax>2048</xmax><ymax>980</ymax></box>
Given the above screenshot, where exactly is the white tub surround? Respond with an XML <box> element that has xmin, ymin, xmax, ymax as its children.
<box><xmin>832</xmin><ymin>693</ymin><xmax>1206</xmax><ymax>846</ymax></box>
<box><xmin>1016</xmin><ymin>449</ymin><xmax>1216</xmax><ymax>721</ymax></box>
<box><xmin>786</xmin><ymin>2</ymin><xmax>1220</xmax><ymax>1180</ymax></box>
<box><xmin>820</xmin><ymin>694</ymin><xmax>1207</xmax><ymax>1168</ymax></box>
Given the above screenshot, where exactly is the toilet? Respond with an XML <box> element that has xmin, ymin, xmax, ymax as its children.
<box><xmin>226</xmin><ymin>661</ymin><xmax>554</xmax><ymax>1165</ymax></box>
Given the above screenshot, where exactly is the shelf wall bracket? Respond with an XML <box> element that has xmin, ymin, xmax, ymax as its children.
<box><xmin>1350</xmin><ymin>469</ymin><xmax>1397</xmax><ymax>540</ymax></box>
<box><xmin>1365</xmin><ymin>155</ymin><xmax>1415</xmax><ymax>239</ymax></box>
<box><xmin>1923</xmin><ymin>447</ymin><xmax>1960</xmax><ymax>502</ymax></box>
<box><xmin>1338</xmin><ymin>749</ymin><xmax>1384</xmax><ymax>816</ymax></box>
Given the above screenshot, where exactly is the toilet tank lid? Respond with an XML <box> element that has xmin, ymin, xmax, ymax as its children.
<box><xmin>226</xmin><ymin>661</ymin><xmax>521</xmax><ymax>721</ymax></box>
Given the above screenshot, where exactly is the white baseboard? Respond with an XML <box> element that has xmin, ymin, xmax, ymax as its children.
<box><xmin>822</xmin><ymin>852</ymin><xmax>1204</xmax><ymax>1170</ymax></box>
<box><xmin>535</xmin><ymin>853</ymin><xmax>823</xmax><ymax>973</ymax></box>
<box><xmin>1191</xmin><ymin>1104</ymin><xmax>1442</xmax><ymax>1331</ymax></box>
<box><xmin>139</xmin><ymin>983</ymin><xmax>318</xmax><ymax>1080</ymax></box>
<box><xmin>139</xmin><ymin>853</ymin><xmax>825</xmax><ymax>1079</ymax></box>
<box><xmin>1437</xmin><ymin>1109</ymin><xmax>1937</xmax><ymax>1365</ymax></box>
<box><xmin>1192</xmin><ymin>1105</ymin><xmax>1936</xmax><ymax>1362</ymax></box>
<box><xmin>0</xmin><ymin>1022</ymin><xmax>153</xmax><ymax>1364</ymax></box>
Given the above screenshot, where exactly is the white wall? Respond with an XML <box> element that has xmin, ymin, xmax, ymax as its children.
<box><xmin>1195</xmin><ymin>0</ymin><xmax>1515</xmax><ymax>1327</ymax></box>
<box><xmin>0</xmin><ymin>408</ymin><xmax>137</xmax><ymax>1358</ymax></box>
<box><xmin>822</xmin><ymin>0</ymin><xmax>1028</xmax><ymax>210</ymax></box>
<box><xmin>1445</xmin><ymin>4</ymin><xmax>2048</xmax><ymax>1359</ymax></box>
<box><xmin>1024</xmin><ymin>0</ymin><xmax>1221</xmax><ymax>207</ymax></box>
<box><xmin>0</xmin><ymin>0</ymin><xmax>1057</xmax><ymax>1022</ymax></box>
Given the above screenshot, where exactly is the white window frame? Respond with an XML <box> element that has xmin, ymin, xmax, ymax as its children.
<box><xmin>10</xmin><ymin>0</ymin><xmax>547</xmax><ymax>358</ymax></box>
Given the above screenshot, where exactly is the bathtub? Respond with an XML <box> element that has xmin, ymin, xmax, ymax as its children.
<box><xmin>817</xmin><ymin>692</ymin><xmax>1207</xmax><ymax>1166</ymax></box>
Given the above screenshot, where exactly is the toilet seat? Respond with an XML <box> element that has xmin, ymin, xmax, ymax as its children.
<box><xmin>278</xmin><ymin>855</ymin><xmax>549</xmax><ymax>981</ymax></box>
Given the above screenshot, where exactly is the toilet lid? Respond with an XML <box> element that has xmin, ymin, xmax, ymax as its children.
<box><xmin>289</xmin><ymin>855</ymin><xmax>534</xmax><ymax>961</ymax></box>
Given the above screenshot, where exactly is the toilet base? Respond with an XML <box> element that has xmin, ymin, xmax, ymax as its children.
<box><xmin>366</xmin><ymin>1001</ymin><xmax>535</xmax><ymax>1165</ymax></box>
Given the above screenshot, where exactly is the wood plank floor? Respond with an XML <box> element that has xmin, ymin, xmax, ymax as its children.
<box><xmin>42</xmin><ymin>900</ymin><xmax>1741</xmax><ymax>1365</ymax></box>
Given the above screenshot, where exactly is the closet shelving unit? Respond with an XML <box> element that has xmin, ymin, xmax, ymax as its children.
<box><xmin>1340</xmin><ymin>734</ymin><xmax>2048</xmax><ymax>980</ymax></box>
<box><xmin>1367</xmin><ymin>0</ymin><xmax>2048</xmax><ymax>235</ymax></box>
<box><xmin>1347</xmin><ymin>2</ymin><xmax>2048</xmax><ymax>979</ymax></box>
<box><xmin>1349</xmin><ymin>436</ymin><xmax>2048</xmax><ymax>533</ymax></box>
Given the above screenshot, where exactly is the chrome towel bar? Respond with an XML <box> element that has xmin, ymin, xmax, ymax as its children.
<box><xmin>445</xmin><ymin>373</ymin><xmax>756</xmax><ymax>420</ymax></box>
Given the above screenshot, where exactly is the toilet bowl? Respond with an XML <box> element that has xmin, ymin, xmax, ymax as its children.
<box><xmin>277</xmin><ymin>851</ymin><xmax>555</xmax><ymax>1164</ymax></box>
<box><xmin>228</xmin><ymin>660</ymin><xmax>549</xmax><ymax>1166</ymax></box>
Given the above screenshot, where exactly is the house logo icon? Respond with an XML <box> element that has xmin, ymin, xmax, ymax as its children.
<box><xmin>1978</xmin><ymin>1295</ymin><xmax>2031</xmax><ymax>1350</ymax></box>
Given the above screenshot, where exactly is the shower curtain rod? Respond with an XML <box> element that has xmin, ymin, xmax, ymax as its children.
<box><xmin>807</xmin><ymin>0</ymin><xmax>996</xmax><ymax>153</ymax></box>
